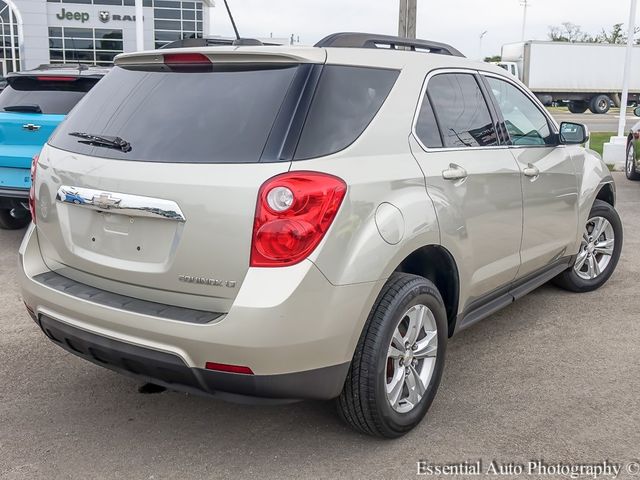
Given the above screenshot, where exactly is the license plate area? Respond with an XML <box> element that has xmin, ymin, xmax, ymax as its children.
<box><xmin>61</xmin><ymin>206</ymin><xmax>181</xmax><ymax>266</ymax></box>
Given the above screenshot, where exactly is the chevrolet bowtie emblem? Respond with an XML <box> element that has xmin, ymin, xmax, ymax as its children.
<box><xmin>92</xmin><ymin>193</ymin><xmax>121</xmax><ymax>209</ymax></box>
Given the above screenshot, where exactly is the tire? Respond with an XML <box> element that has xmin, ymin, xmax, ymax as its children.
<box><xmin>0</xmin><ymin>208</ymin><xmax>31</xmax><ymax>230</ymax></box>
<box><xmin>337</xmin><ymin>273</ymin><xmax>448</xmax><ymax>438</ymax></box>
<box><xmin>568</xmin><ymin>101</ymin><xmax>588</xmax><ymax>114</ymax></box>
<box><xmin>553</xmin><ymin>200</ymin><xmax>622</xmax><ymax>293</ymax></box>
<box><xmin>589</xmin><ymin>95</ymin><xmax>611</xmax><ymax>114</ymax></box>
<box><xmin>626</xmin><ymin>141</ymin><xmax>640</xmax><ymax>180</ymax></box>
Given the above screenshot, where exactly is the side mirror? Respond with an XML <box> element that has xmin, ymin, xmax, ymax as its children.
<box><xmin>559</xmin><ymin>122</ymin><xmax>589</xmax><ymax>145</ymax></box>
<box><xmin>634</xmin><ymin>106</ymin><xmax>640</xmax><ymax>117</ymax></box>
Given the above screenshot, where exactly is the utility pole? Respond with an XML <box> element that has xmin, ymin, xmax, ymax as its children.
<box><xmin>398</xmin><ymin>0</ymin><xmax>417</xmax><ymax>39</ymax></box>
<box><xmin>520</xmin><ymin>0</ymin><xmax>529</xmax><ymax>41</ymax></box>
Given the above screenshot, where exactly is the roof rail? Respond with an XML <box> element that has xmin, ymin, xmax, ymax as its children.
<box><xmin>314</xmin><ymin>32</ymin><xmax>465</xmax><ymax>57</ymax></box>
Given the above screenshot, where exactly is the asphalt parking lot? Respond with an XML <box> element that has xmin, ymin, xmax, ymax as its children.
<box><xmin>551</xmin><ymin>110</ymin><xmax>638</xmax><ymax>132</ymax></box>
<box><xmin>1</xmin><ymin>173</ymin><xmax>639</xmax><ymax>480</ymax></box>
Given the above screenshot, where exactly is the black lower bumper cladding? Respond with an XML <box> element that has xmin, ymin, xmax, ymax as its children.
<box><xmin>36</xmin><ymin>315</ymin><xmax>348</xmax><ymax>402</ymax></box>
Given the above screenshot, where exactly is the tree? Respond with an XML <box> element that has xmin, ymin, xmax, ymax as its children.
<box><xmin>597</xmin><ymin>23</ymin><xmax>626</xmax><ymax>44</ymax></box>
<box><xmin>484</xmin><ymin>55</ymin><xmax>501</xmax><ymax>63</ymax></box>
<box><xmin>548</xmin><ymin>22</ymin><xmax>594</xmax><ymax>42</ymax></box>
<box><xmin>548</xmin><ymin>22</ymin><xmax>639</xmax><ymax>44</ymax></box>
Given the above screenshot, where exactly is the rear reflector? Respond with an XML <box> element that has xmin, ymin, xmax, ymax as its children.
<box><xmin>163</xmin><ymin>53</ymin><xmax>211</xmax><ymax>65</ymax></box>
<box><xmin>205</xmin><ymin>362</ymin><xmax>254</xmax><ymax>375</ymax></box>
<box><xmin>36</xmin><ymin>76</ymin><xmax>76</xmax><ymax>82</ymax></box>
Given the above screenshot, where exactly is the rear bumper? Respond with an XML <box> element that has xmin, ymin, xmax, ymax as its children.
<box><xmin>36</xmin><ymin>313</ymin><xmax>349</xmax><ymax>403</ymax></box>
<box><xmin>19</xmin><ymin>224</ymin><xmax>384</xmax><ymax>401</ymax></box>
<box><xmin>0</xmin><ymin>187</ymin><xmax>29</xmax><ymax>198</ymax></box>
<box><xmin>0</xmin><ymin>187</ymin><xmax>29</xmax><ymax>210</ymax></box>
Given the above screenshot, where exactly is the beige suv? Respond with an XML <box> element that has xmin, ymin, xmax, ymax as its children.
<box><xmin>19</xmin><ymin>33</ymin><xmax>622</xmax><ymax>438</ymax></box>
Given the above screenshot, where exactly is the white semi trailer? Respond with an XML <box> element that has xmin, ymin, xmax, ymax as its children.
<box><xmin>498</xmin><ymin>41</ymin><xmax>640</xmax><ymax>114</ymax></box>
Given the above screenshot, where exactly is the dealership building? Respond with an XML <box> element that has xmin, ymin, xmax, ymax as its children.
<box><xmin>0</xmin><ymin>0</ymin><xmax>214</xmax><ymax>74</ymax></box>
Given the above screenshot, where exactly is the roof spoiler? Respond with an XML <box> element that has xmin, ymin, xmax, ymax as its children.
<box><xmin>314</xmin><ymin>32</ymin><xmax>465</xmax><ymax>57</ymax></box>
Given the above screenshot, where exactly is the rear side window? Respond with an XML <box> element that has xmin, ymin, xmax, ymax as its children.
<box><xmin>415</xmin><ymin>93</ymin><xmax>442</xmax><ymax>148</ymax></box>
<box><xmin>0</xmin><ymin>77</ymin><xmax>98</xmax><ymax>115</ymax></box>
<box><xmin>294</xmin><ymin>66</ymin><xmax>399</xmax><ymax>160</ymax></box>
<box><xmin>50</xmin><ymin>65</ymin><xmax>299</xmax><ymax>163</ymax></box>
<box><xmin>426</xmin><ymin>73</ymin><xmax>497</xmax><ymax>148</ymax></box>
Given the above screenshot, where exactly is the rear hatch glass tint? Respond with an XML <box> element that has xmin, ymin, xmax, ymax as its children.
<box><xmin>49</xmin><ymin>65</ymin><xmax>300</xmax><ymax>164</ymax></box>
<box><xmin>50</xmin><ymin>63</ymin><xmax>399</xmax><ymax>164</ymax></box>
<box><xmin>0</xmin><ymin>76</ymin><xmax>99</xmax><ymax>115</ymax></box>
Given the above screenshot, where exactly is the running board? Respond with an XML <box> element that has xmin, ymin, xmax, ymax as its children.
<box><xmin>455</xmin><ymin>257</ymin><xmax>574</xmax><ymax>333</ymax></box>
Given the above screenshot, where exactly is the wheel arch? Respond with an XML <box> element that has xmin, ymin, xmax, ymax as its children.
<box><xmin>595</xmin><ymin>182</ymin><xmax>615</xmax><ymax>207</ymax></box>
<box><xmin>393</xmin><ymin>244</ymin><xmax>460</xmax><ymax>337</ymax></box>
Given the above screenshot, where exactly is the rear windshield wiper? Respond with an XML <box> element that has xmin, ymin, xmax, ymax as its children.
<box><xmin>69</xmin><ymin>131</ymin><xmax>132</xmax><ymax>153</ymax></box>
<box><xmin>4</xmin><ymin>105</ymin><xmax>42</xmax><ymax>113</ymax></box>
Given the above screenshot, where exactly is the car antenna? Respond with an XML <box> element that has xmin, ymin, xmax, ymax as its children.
<box><xmin>68</xmin><ymin>36</ymin><xmax>82</xmax><ymax>72</ymax></box>
<box><xmin>222</xmin><ymin>0</ymin><xmax>241</xmax><ymax>41</ymax></box>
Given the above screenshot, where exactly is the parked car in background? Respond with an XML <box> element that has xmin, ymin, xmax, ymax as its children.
<box><xmin>0</xmin><ymin>76</ymin><xmax>7</xmax><ymax>92</ymax></box>
<box><xmin>625</xmin><ymin>106</ymin><xmax>640</xmax><ymax>180</ymax></box>
<box><xmin>0</xmin><ymin>64</ymin><xmax>107</xmax><ymax>229</ymax></box>
<box><xmin>20</xmin><ymin>33</ymin><xmax>622</xmax><ymax>438</ymax></box>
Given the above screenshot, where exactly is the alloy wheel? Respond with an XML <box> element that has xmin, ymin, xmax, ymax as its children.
<box><xmin>574</xmin><ymin>216</ymin><xmax>615</xmax><ymax>280</ymax></box>
<box><xmin>627</xmin><ymin>144</ymin><xmax>636</xmax><ymax>176</ymax></box>
<box><xmin>386</xmin><ymin>304</ymin><xmax>438</xmax><ymax>413</ymax></box>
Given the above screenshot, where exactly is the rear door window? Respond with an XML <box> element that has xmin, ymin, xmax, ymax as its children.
<box><xmin>50</xmin><ymin>65</ymin><xmax>300</xmax><ymax>163</ymax></box>
<box><xmin>293</xmin><ymin>65</ymin><xmax>399</xmax><ymax>160</ymax></box>
<box><xmin>0</xmin><ymin>77</ymin><xmax>99</xmax><ymax>115</ymax></box>
<box><xmin>426</xmin><ymin>73</ymin><xmax>498</xmax><ymax>148</ymax></box>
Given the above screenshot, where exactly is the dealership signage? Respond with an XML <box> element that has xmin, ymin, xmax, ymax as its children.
<box><xmin>56</xmin><ymin>8</ymin><xmax>137</xmax><ymax>23</ymax></box>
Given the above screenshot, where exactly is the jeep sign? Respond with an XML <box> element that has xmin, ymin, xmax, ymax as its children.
<box><xmin>56</xmin><ymin>8</ymin><xmax>138</xmax><ymax>23</ymax></box>
<box><xmin>56</xmin><ymin>8</ymin><xmax>90</xmax><ymax>23</ymax></box>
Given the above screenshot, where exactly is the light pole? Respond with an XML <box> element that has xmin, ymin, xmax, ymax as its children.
<box><xmin>602</xmin><ymin>0</ymin><xmax>638</xmax><ymax>170</ymax></box>
<box><xmin>479</xmin><ymin>30</ymin><xmax>488</xmax><ymax>61</ymax></box>
<box><xmin>618</xmin><ymin>0</ymin><xmax>638</xmax><ymax>138</ymax></box>
<box><xmin>520</xmin><ymin>0</ymin><xmax>529</xmax><ymax>41</ymax></box>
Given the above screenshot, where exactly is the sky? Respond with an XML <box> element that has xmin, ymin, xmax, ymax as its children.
<box><xmin>209</xmin><ymin>0</ymin><xmax>634</xmax><ymax>59</ymax></box>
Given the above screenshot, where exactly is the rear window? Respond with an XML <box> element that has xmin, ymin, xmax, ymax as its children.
<box><xmin>0</xmin><ymin>76</ymin><xmax>99</xmax><ymax>115</ymax></box>
<box><xmin>50</xmin><ymin>65</ymin><xmax>300</xmax><ymax>164</ymax></box>
<box><xmin>49</xmin><ymin>63</ymin><xmax>398</xmax><ymax>164</ymax></box>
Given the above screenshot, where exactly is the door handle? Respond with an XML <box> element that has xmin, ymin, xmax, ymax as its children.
<box><xmin>523</xmin><ymin>164</ymin><xmax>540</xmax><ymax>178</ymax></box>
<box><xmin>442</xmin><ymin>164</ymin><xmax>468</xmax><ymax>181</ymax></box>
<box><xmin>22</xmin><ymin>124</ymin><xmax>41</xmax><ymax>131</ymax></box>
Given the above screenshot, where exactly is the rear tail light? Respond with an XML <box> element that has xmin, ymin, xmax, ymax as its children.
<box><xmin>205</xmin><ymin>362</ymin><xmax>254</xmax><ymax>375</ymax></box>
<box><xmin>36</xmin><ymin>76</ymin><xmax>76</xmax><ymax>82</ymax></box>
<box><xmin>250</xmin><ymin>172</ymin><xmax>347</xmax><ymax>267</ymax></box>
<box><xmin>28</xmin><ymin>154</ymin><xmax>39</xmax><ymax>223</ymax></box>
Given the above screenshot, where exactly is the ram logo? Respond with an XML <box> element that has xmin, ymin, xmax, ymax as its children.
<box><xmin>99</xmin><ymin>11</ymin><xmax>110</xmax><ymax>23</ymax></box>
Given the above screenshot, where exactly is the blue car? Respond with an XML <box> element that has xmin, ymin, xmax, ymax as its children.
<box><xmin>0</xmin><ymin>64</ymin><xmax>107</xmax><ymax>229</ymax></box>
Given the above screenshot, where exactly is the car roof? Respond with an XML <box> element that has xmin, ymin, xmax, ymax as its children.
<box><xmin>114</xmin><ymin>32</ymin><xmax>510</xmax><ymax>77</ymax></box>
<box><xmin>7</xmin><ymin>64</ymin><xmax>110</xmax><ymax>79</ymax></box>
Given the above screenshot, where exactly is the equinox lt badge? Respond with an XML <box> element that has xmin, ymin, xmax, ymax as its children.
<box><xmin>178</xmin><ymin>275</ymin><xmax>236</xmax><ymax>288</ymax></box>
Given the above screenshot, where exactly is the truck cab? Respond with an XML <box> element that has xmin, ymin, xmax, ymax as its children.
<box><xmin>495</xmin><ymin>61</ymin><xmax>520</xmax><ymax>79</ymax></box>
